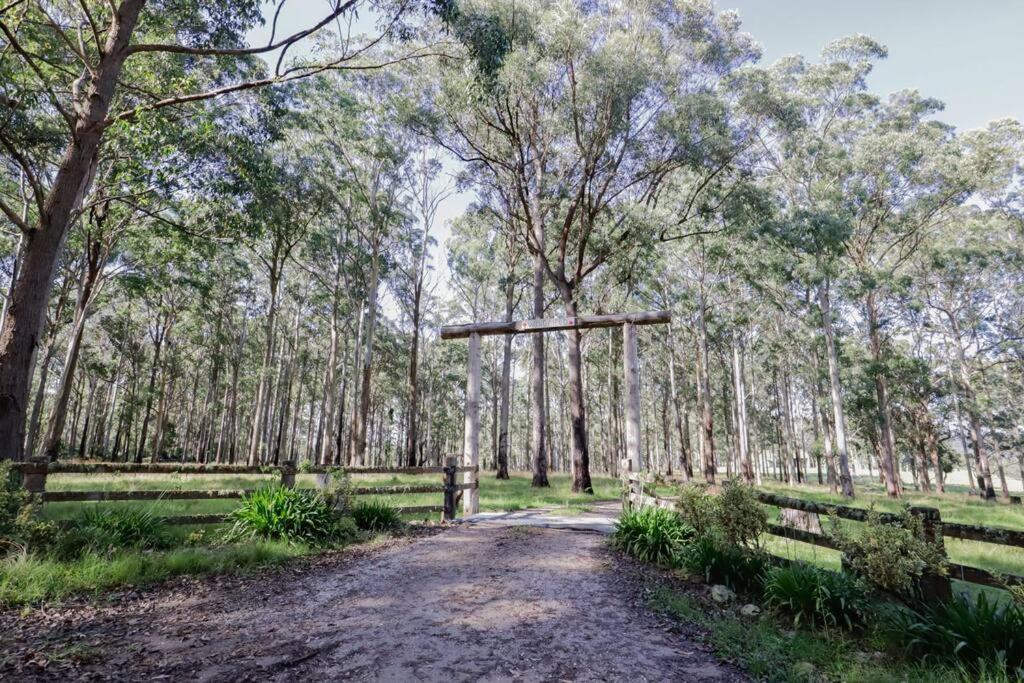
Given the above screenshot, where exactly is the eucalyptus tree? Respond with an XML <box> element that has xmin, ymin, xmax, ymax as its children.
<box><xmin>438</xmin><ymin>0</ymin><xmax>758</xmax><ymax>492</ymax></box>
<box><xmin>0</xmin><ymin>0</ymin><xmax>434</xmax><ymax>461</ymax></box>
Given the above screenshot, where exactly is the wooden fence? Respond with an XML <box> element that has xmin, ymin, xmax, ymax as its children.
<box><xmin>11</xmin><ymin>458</ymin><xmax>479</xmax><ymax>526</ymax></box>
<box><xmin>623</xmin><ymin>473</ymin><xmax>1024</xmax><ymax>592</ymax></box>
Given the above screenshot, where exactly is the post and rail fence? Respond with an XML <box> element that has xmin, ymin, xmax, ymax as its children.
<box><xmin>622</xmin><ymin>472</ymin><xmax>1024</xmax><ymax>593</ymax></box>
<box><xmin>10</xmin><ymin>459</ymin><xmax>478</xmax><ymax>526</ymax></box>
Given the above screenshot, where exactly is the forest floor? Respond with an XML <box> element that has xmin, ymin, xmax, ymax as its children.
<box><xmin>0</xmin><ymin>510</ymin><xmax>745</xmax><ymax>682</ymax></box>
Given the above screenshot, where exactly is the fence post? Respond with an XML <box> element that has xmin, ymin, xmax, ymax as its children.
<box><xmin>910</xmin><ymin>505</ymin><xmax>951</xmax><ymax>602</ymax></box>
<box><xmin>620</xmin><ymin>457</ymin><xmax>633</xmax><ymax>511</ymax></box>
<box><xmin>280</xmin><ymin>461</ymin><xmax>296</xmax><ymax>489</ymax></box>
<box><xmin>442</xmin><ymin>457</ymin><xmax>457</xmax><ymax>522</ymax></box>
<box><xmin>21</xmin><ymin>459</ymin><xmax>48</xmax><ymax>495</ymax></box>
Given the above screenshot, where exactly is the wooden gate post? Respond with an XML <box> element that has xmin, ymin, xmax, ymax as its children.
<box><xmin>622</xmin><ymin>322</ymin><xmax>643</xmax><ymax>474</ymax></box>
<box><xmin>463</xmin><ymin>332</ymin><xmax>481</xmax><ymax>515</ymax></box>
<box><xmin>280</xmin><ymin>461</ymin><xmax>296</xmax><ymax>489</ymax></box>
<box><xmin>442</xmin><ymin>456</ymin><xmax>457</xmax><ymax>521</ymax></box>
<box><xmin>910</xmin><ymin>505</ymin><xmax>951</xmax><ymax>602</ymax></box>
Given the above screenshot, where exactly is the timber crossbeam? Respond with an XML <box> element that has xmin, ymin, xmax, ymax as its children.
<box><xmin>439</xmin><ymin>310</ymin><xmax>671</xmax><ymax>339</ymax></box>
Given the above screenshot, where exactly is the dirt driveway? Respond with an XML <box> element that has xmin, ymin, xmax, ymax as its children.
<box><xmin>1</xmin><ymin>522</ymin><xmax>743</xmax><ymax>682</ymax></box>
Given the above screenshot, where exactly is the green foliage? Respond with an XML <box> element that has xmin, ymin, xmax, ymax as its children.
<box><xmin>675</xmin><ymin>483</ymin><xmax>717</xmax><ymax>537</ymax></box>
<box><xmin>51</xmin><ymin>507</ymin><xmax>171</xmax><ymax>560</ymax></box>
<box><xmin>227</xmin><ymin>486</ymin><xmax>356</xmax><ymax>546</ymax></box>
<box><xmin>880</xmin><ymin>592</ymin><xmax>1024</xmax><ymax>677</ymax></box>
<box><xmin>650</xmin><ymin>586</ymin><xmax>970</xmax><ymax>683</ymax></box>
<box><xmin>680</xmin><ymin>536</ymin><xmax>768</xmax><ymax>593</ymax></box>
<box><xmin>350</xmin><ymin>500</ymin><xmax>403</xmax><ymax>532</ymax></box>
<box><xmin>612</xmin><ymin>507</ymin><xmax>693</xmax><ymax>567</ymax></box>
<box><xmin>715</xmin><ymin>479</ymin><xmax>769</xmax><ymax>549</ymax></box>
<box><xmin>830</xmin><ymin>507</ymin><xmax>947</xmax><ymax>596</ymax></box>
<box><xmin>0</xmin><ymin>464</ymin><xmax>58</xmax><ymax>556</ymax></box>
<box><xmin>763</xmin><ymin>564</ymin><xmax>869</xmax><ymax>631</ymax></box>
<box><xmin>0</xmin><ymin>541</ymin><xmax>306</xmax><ymax>606</ymax></box>
<box><xmin>675</xmin><ymin>479</ymin><xmax>767</xmax><ymax>549</ymax></box>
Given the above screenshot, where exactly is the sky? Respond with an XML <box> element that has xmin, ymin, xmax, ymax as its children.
<box><xmin>246</xmin><ymin>1</ymin><xmax>1024</xmax><ymax>316</ymax></box>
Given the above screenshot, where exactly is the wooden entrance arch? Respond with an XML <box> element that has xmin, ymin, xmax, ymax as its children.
<box><xmin>440</xmin><ymin>310</ymin><xmax>671</xmax><ymax>514</ymax></box>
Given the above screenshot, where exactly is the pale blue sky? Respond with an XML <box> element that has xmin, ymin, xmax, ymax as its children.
<box><xmin>724</xmin><ymin>0</ymin><xmax>1024</xmax><ymax>131</ymax></box>
<box><xmin>249</xmin><ymin>0</ymin><xmax>1024</xmax><ymax>132</ymax></box>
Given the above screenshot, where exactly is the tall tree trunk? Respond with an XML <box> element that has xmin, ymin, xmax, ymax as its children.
<box><xmin>865</xmin><ymin>291</ymin><xmax>900</xmax><ymax>497</ymax></box>
<box><xmin>0</xmin><ymin>0</ymin><xmax>145</xmax><ymax>461</ymax></box>
<box><xmin>529</xmin><ymin>205</ymin><xmax>548</xmax><ymax>488</ymax></box>
<box><xmin>946</xmin><ymin>314</ymin><xmax>995</xmax><ymax>499</ymax></box>
<box><xmin>41</xmin><ymin>257</ymin><xmax>103</xmax><ymax>460</ymax></box>
<box><xmin>561</xmin><ymin>299</ymin><xmax>592</xmax><ymax>493</ymax></box>
<box><xmin>667</xmin><ymin>325</ymin><xmax>691</xmax><ymax>480</ymax></box>
<box><xmin>696</xmin><ymin>287</ymin><xmax>715</xmax><ymax>484</ymax></box>
<box><xmin>351</xmin><ymin>244</ymin><xmax>381</xmax><ymax>467</ymax></box>
<box><xmin>248</xmin><ymin>272</ymin><xmax>280</xmax><ymax>465</ymax></box>
<box><xmin>404</xmin><ymin>285</ymin><xmax>422</xmax><ymax>467</ymax></box>
<box><xmin>819</xmin><ymin>280</ymin><xmax>855</xmax><ymax>497</ymax></box>
<box><xmin>732</xmin><ymin>335</ymin><xmax>752</xmax><ymax>483</ymax></box>
<box><xmin>495</xmin><ymin>282</ymin><xmax>512</xmax><ymax>481</ymax></box>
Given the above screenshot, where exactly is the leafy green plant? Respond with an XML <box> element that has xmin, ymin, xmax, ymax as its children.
<box><xmin>674</xmin><ymin>483</ymin><xmax>716</xmax><ymax>537</ymax></box>
<box><xmin>880</xmin><ymin>592</ymin><xmax>1024</xmax><ymax>677</ymax></box>
<box><xmin>829</xmin><ymin>507</ymin><xmax>947</xmax><ymax>597</ymax></box>
<box><xmin>680</xmin><ymin>536</ymin><xmax>768</xmax><ymax>593</ymax></box>
<box><xmin>51</xmin><ymin>507</ymin><xmax>171</xmax><ymax>560</ymax></box>
<box><xmin>714</xmin><ymin>479</ymin><xmax>768</xmax><ymax>549</ymax></box>
<box><xmin>350</xmin><ymin>499</ymin><xmax>403</xmax><ymax>532</ymax></box>
<box><xmin>612</xmin><ymin>506</ymin><xmax>693</xmax><ymax>567</ymax></box>
<box><xmin>227</xmin><ymin>486</ymin><xmax>355</xmax><ymax>546</ymax></box>
<box><xmin>0</xmin><ymin>463</ymin><xmax>57</xmax><ymax>556</ymax></box>
<box><xmin>763</xmin><ymin>564</ymin><xmax>868</xmax><ymax>631</ymax></box>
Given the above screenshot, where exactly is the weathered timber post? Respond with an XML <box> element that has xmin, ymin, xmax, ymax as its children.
<box><xmin>619</xmin><ymin>457</ymin><xmax>633</xmax><ymax>511</ymax></box>
<box><xmin>463</xmin><ymin>332</ymin><xmax>481</xmax><ymax>515</ymax></box>
<box><xmin>622</xmin><ymin>322</ymin><xmax>642</xmax><ymax>474</ymax></box>
<box><xmin>442</xmin><ymin>456</ymin><xmax>457</xmax><ymax>521</ymax></box>
<box><xmin>20</xmin><ymin>459</ymin><xmax>48</xmax><ymax>494</ymax></box>
<box><xmin>280</xmin><ymin>461</ymin><xmax>296</xmax><ymax>489</ymax></box>
<box><xmin>911</xmin><ymin>505</ymin><xmax>951</xmax><ymax>602</ymax></box>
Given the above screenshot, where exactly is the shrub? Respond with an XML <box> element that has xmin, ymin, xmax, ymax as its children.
<box><xmin>350</xmin><ymin>500</ymin><xmax>403</xmax><ymax>532</ymax></box>
<box><xmin>0</xmin><ymin>463</ymin><xmax>58</xmax><ymax>556</ymax></box>
<box><xmin>880</xmin><ymin>592</ymin><xmax>1024</xmax><ymax>677</ymax></box>
<box><xmin>714</xmin><ymin>479</ymin><xmax>768</xmax><ymax>549</ymax></box>
<box><xmin>50</xmin><ymin>507</ymin><xmax>171</xmax><ymax>560</ymax></box>
<box><xmin>675</xmin><ymin>483</ymin><xmax>716</xmax><ymax>537</ymax></box>
<box><xmin>681</xmin><ymin>536</ymin><xmax>768</xmax><ymax>593</ymax></box>
<box><xmin>829</xmin><ymin>507</ymin><xmax>947</xmax><ymax>597</ymax></box>
<box><xmin>613</xmin><ymin>506</ymin><xmax>693</xmax><ymax>567</ymax></box>
<box><xmin>763</xmin><ymin>564</ymin><xmax>868</xmax><ymax>631</ymax></box>
<box><xmin>227</xmin><ymin>486</ymin><xmax>354</xmax><ymax>546</ymax></box>
<box><xmin>675</xmin><ymin>479</ymin><xmax>767</xmax><ymax>549</ymax></box>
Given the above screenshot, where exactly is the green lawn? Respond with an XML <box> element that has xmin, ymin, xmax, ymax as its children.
<box><xmin>40</xmin><ymin>470</ymin><xmax>621</xmax><ymax>522</ymax></box>
<box><xmin>646</xmin><ymin>475</ymin><xmax>1024</xmax><ymax>582</ymax></box>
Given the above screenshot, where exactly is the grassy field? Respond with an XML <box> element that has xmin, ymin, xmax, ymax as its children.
<box><xmin>645</xmin><ymin>475</ymin><xmax>1024</xmax><ymax>585</ymax></box>
<box><xmin>0</xmin><ymin>470</ymin><xmax>621</xmax><ymax>605</ymax></box>
<box><xmin>757</xmin><ymin>478</ymin><xmax>1024</xmax><ymax>583</ymax></box>
<box><xmin>39</xmin><ymin>470</ymin><xmax>622</xmax><ymax>522</ymax></box>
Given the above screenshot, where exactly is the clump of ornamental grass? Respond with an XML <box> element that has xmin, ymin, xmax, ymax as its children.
<box><xmin>227</xmin><ymin>486</ymin><xmax>356</xmax><ymax>546</ymax></box>
<box><xmin>613</xmin><ymin>506</ymin><xmax>693</xmax><ymax>567</ymax></box>
<box><xmin>350</xmin><ymin>500</ymin><xmax>403</xmax><ymax>532</ymax></box>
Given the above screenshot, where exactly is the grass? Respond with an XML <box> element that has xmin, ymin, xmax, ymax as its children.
<box><xmin>2</xmin><ymin>470</ymin><xmax>618</xmax><ymax>606</ymax></box>
<box><xmin>0</xmin><ymin>541</ymin><xmax>311</xmax><ymax>605</ymax></box>
<box><xmin>649</xmin><ymin>586</ymin><xmax>977</xmax><ymax>683</ymax></box>
<box><xmin>41</xmin><ymin>470</ymin><xmax>621</xmax><ymax>521</ymax></box>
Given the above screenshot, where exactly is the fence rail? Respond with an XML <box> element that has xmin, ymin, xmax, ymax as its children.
<box><xmin>622</xmin><ymin>472</ymin><xmax>1024</xmax><ymax>592</ymax></box>
<box><xmin>13</xmin><ymin>459</ymin><xmax>477</xmax><ymax>526</ymax></box>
